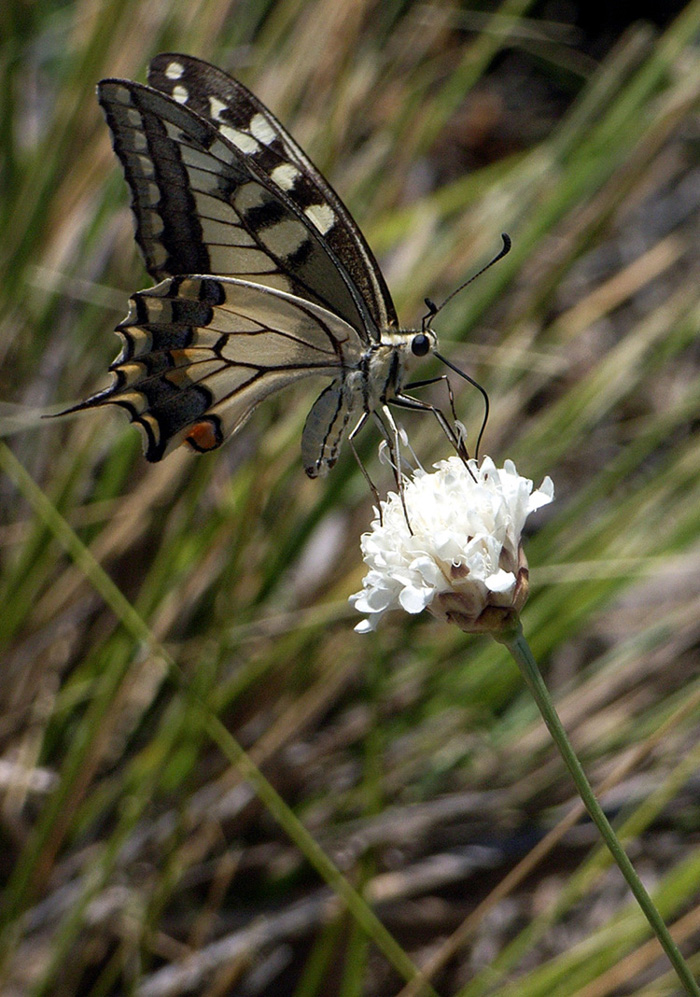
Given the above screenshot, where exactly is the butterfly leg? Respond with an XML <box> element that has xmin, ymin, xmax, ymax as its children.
<box><xmin>347</xmin><ymin>406</ymin><xmax>413</xmax><ymax>529</ymax></box>
<box><xmin>347</xmin><ymin>410</ymin><xmax>384</xmax><ymax>518</ymax></box>
<box><xmin>391</xmin><ymin>390</ymin><xmax>472</xmax><ymax>470</ymax></box>
<box><xmin>404</xmin><ymin>374</ymin><xmax>461</xmax><ymax>432</ymax></box>
<box><xmin>405</xmin><ymin>369</ymin><xmax>490</xmax><ymax>460</ymax></box>
<box><xmin>374</xmin><ymin>405</ymin><xmax>414</xmax><ymax>531</ymax></box>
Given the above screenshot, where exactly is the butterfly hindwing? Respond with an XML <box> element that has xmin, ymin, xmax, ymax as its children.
<box><xmin>147</xmin><ymin>54</ymin><xmax>399</xmax><ymax>335</ymax></box>
<box><xmin>75</xmin><ymin>277</ymin><xmax>363</xmax><ymax>465</ymax></box>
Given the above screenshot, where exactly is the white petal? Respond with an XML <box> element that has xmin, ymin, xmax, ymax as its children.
<box><xmin>486</xmin><ymin>569</ymin><xmax>516</xmax><ymax>594</ymax></box>
<box><xmin>399</xmin><ymin>585</ymin><xmax>431</xmax><ymax>614</ymax></box>
<box><xmin>354</xmin><ymin>618</ymin><xmax>376</xmax><ymax>634</ymax></box>
<box><xmin>529</xmin><ymin>476</ymin><xmax>555</xmax><ymax>511</ymax></box>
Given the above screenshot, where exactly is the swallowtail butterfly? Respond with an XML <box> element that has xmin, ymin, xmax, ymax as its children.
<box><xmin>67</xmin><ymin>54</ymin><xmax>497</xmax><ymax>480</ymax></box>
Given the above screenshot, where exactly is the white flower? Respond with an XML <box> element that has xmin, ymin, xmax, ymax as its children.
<box><xmin>350</xmin><ymin>456</ymin><xmax>554</xmax><ymax>634</ymax></box>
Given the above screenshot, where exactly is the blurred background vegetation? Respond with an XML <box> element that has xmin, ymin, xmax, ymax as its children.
<box><xmin>1</xmin><ymin>0</ymin><xmax>700</xmax><ymax>994</ymax></box>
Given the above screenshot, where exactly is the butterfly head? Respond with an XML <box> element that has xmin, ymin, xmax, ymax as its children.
<box><xmin>382</xmin><ymin>326</ymin><xmax>438</xmax><ymax>376</ymax></box>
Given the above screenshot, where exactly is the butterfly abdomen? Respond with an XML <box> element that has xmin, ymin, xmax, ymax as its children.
<box><xmin>302</xmin><ymin>380</ymin><xmax>352</xmax><ymax>477</ymax></box>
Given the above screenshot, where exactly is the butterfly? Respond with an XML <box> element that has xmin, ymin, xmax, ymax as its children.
<box><xmin>65</xmin><ymin>54</ymin><xmax>502</xmax><ymax>485</ymax></box>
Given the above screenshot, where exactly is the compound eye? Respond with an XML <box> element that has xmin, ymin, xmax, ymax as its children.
<box><xmin>411</xmin><ymin>333</ymin><xmax>430</xmax><ymax>357</ymax></box>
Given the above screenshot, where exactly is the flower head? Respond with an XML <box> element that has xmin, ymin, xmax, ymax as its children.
<box><xmin>350</xmin><ymin>456</ymin><xmax>553</xmax><ymax>635</ymax></box>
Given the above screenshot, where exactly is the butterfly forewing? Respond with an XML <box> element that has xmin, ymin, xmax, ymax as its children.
<box><xmin>81</xmin><ymin>276</ymin><xmax>363</xmax><ymax>464</ymax></box>
<box><xmin>147</xmin><ymin>54</ymin><xmax>399</xmax><ymax>334</ymax></box>
<box><xmin>98</xmin><ymin>79</ymin><xmax>377</xmax><ymax>339</ymax></box>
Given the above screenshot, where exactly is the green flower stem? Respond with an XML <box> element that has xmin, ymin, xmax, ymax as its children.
<box><xmin>498</xmin><ymin>621</ymin><xmax>699</xmax><ymax>996</ymax></box>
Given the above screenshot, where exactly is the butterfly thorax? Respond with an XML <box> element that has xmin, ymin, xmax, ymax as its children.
<box><xmin>301</xmin><ymin>327</ymin><xmax>437</xmax><ymax>478</ymax></box>
<box><xmin>339</xmin><ymin>329</ymin><xmax>435</xmax><ymax>415</ymax></box>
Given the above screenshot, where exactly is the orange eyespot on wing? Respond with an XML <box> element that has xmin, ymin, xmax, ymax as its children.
<box><xmin>185</xmin><ymin>418</ymin><xmax>224</xmax><ymax>453</ymax></box>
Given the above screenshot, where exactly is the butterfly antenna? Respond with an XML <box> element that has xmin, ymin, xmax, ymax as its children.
<box><xmin>421</xmin><ymin>234</ymin><xmax>510</xmax><ymax>460</ymax></box>
<box><xmin>432</xmin><ymin>350</ymin><xmax>490</xmax><ymax>458</ymax></box>
<box><xmin>422</xmin><ymin>233</ymin><xmax>511</xmax><ymax>328</ymax></box>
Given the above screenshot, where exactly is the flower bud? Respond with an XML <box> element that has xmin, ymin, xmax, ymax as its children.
<box><xmin>428</xmin><ymin>540</ymin><xmax>529</xmax><ymax>634</ymax></box>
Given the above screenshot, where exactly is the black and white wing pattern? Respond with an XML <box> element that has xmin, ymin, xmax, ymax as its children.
<box><xmin>147</xmin><ymin>54</ymin><xmax>399</xmax><ymax>335</ymax></box>
<box><xmin>68</xmin><ymin>55</ymin><xmax>436</xmax><ymax>476</ymax></box>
